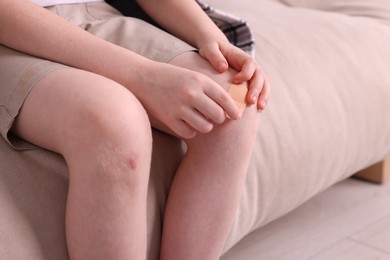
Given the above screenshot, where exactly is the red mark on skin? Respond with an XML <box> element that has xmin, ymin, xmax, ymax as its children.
<box><xmin>126</xmin><ymin>156</ymin><xmax>138</xmax><ymax>170</ymax></box>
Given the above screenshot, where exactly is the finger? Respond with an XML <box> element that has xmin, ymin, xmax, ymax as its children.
<box><xmin>257</xmin><ymin>76</ymin><xmax>271</xmax><ymax>111</ymax></box>
<box><xmin>246</xmin><ymin>68</ymin><xmax>265</xmax><ymax>105</ymax></box>
<box><xmin>204</xmin><ymin>82</ymin><xmax>240</xmax><ymax>120</ymax></box>
<box><xmin>199</xmin><ymin>44</ymin><xmax>229</xmax><ymax>73</ymax></box>
<box><xmin>182</xmin><ymin>107</ymin><xmax>214</xmax><ymax>134</ymax></box>
<box><xmin>170</xmin><ymin>119</ymin><xmax>198</xmax><ymax>139</ymax></box>
<box><xmin>193</xmin><ymin>96</ymin><xmax>226</xmax><ymax>124</ymax></box>
<box><xmin>223</xmin><ymin>47</ymin><xmax>255</xmax><ymax>82</ymax></box>
<box><xmin>233</xmin><ymin>60</ymin><xmax>257</xmax><ymax>84</ymax></box>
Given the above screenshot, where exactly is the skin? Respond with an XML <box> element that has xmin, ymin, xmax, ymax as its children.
<box><xmin>0</xmin><ymin>0</ymin><xmax>270</xmax><ymax>259</ymax></box>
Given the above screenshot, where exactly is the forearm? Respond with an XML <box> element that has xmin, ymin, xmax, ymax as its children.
<box><xmin>0</xmin><ymin>0</ymin><xmax>149</xmax><ymax>93</ymax></box>
<box><xmin>136</xmin><ymin>0</ymin><xmax>229</xmax><ymax>48</ymax></box>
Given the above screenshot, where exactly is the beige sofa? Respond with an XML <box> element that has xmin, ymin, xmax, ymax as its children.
<box><xmin>1</xmin><ymin>0</ymin><xmax>390</xmax><ymax>259</ymax></box>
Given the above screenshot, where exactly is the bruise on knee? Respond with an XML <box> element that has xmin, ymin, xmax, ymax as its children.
<box><xmin>125</xmin><ymin>156</ymin><xmax>139</xmax><ymax>171</ymax></box>
<box><xmin>95</xmin><ymin>140</ymin><xmax>142</xmax><ymax>175</ymax></box>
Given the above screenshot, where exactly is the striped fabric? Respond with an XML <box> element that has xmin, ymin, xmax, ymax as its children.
<box><xmin>195</xmin><ymin>0</ymin><xmax>255</xmax><ymax>56</ymax></box>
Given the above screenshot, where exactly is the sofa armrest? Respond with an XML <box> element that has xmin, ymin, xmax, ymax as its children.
<box><xmin>353</xmin><ymin>157</ymin><xmax>390</xmax><ymax>184</ymax></box>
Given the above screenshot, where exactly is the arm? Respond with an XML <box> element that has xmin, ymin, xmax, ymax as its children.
<box><xmin>0</xmin><ymin>0</ymin><xmax>240</xmax><ymax>138</ymax></box>
<box><xmin>0</xmin><ymin>0</ymin><xmax>149</xmax><ymax>92</ymax></box>
<box><xmin>136</xmin><ymin>0</ymin><xmax>270</xmax><ymax>110</ymax></box>
<box><xmin>135</xmin><ymin>0</ymin><xmax>227</xmax><ymax>52</ymax></box>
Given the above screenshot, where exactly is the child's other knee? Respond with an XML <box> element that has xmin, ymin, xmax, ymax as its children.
<box><xmin>171</xmin><ymin>52</ymin><xmax>260</xmax><ymax>143</ymax></box>
<box><xmin>186</xmin><ymin>107</ymin><xmax>259</xmax><ymax>155</ymax></box>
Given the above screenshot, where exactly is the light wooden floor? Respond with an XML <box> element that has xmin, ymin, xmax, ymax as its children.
<box><xmin>221</xmin><ymin>177</ymin><xmax>390</xmax><ymax>260</ymax></box>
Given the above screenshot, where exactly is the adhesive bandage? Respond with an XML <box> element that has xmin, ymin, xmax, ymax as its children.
<box><xmin>227</xmin><ymin>83</ymin><xmax>248</xmax><ymax>117</ymax></box>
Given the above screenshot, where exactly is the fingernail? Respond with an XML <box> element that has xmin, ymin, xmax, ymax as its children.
<box><xmin>218</xmin><ymin>61</ymin><xmax>227</xmax><ymax>71</ymax></box>
<box><xmin>252</xmin><ymin>94</ymin><xmax>257</xmax><ymax>102</ymax></box>
<box><xmin>259</xmin><ymin>101</ymin><xmax>267</xmax><ymax>111</ymax></box>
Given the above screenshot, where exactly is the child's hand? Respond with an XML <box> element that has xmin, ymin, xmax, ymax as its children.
<box><xmin>136</xmin><ymin>62</ymin><xmax>240</xmax><ymax>139</ymax></box>
<box><xmin>198</xmin><ymin>41</ymin><xmax>270</xmax><ymax>111</ymax></box>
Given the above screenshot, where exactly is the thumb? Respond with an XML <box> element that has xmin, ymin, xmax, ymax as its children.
<box><xmin>199</xmin><ymin>43</ymin><xmax>229</xmax><ymax>73</ymax></box>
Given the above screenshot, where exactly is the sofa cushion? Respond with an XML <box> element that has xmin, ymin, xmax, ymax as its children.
<box><xmin>1</xmin><ymin>1</ymin><xmax>390</xmax><ymax>259</ymax></box>
<box><xmin>205</xmin><ymin>0</ymin><xmax>390</xmax><ymax>253</ymax></box>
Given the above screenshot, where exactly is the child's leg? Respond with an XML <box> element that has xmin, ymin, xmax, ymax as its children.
<box><xmin>12</xmin><ymin>68</ymin><xmax>152</xmax><ymax>260</ymax></box>
<box><xmin>159</xmin><ymin>52</ymin><xmax>260</xmax><ymax>260</ymax></box>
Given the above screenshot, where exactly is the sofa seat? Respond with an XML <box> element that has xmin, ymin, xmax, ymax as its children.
<box><xmin>1</xmin><ymin>0</ymin><xmax>390</xmax><ymax>259</ymax></box>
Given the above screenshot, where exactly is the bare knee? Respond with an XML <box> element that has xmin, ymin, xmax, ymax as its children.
<box><xmin>60</xmin><ymin>85</ymin><xmax>152</xmax><ymax>183</ymax></box>
<box><xmin>11</xmin><ymin>67</ymin><xmax>152</xmax><ymax>192</ymax></box>
<box><xmin>185</xmin><ymin>108</ymin><xmax>259</xmax><ymax>160</ymax></box>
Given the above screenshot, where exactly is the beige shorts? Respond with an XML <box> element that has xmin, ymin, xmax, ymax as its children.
<box><xmin>0</xmin><ymin>2</ymin><xmax>194</xmax><ymax>149</ymax></box>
